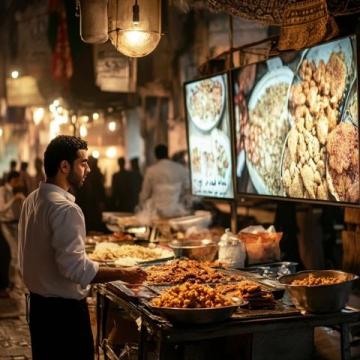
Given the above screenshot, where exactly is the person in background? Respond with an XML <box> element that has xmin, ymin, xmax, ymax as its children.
<box><xmin>128</xmin><ymin>157</ymin><xmax>143</xmax><ymax>212</ymax></box>
<box><xmin>33</xmin><ymin>157</ymin><xmax>46</xmax><ymax>190</ymax></box>
<box><xmin>111</xmin><ymin>157</ymin><xmax>132</xmax><ymax>212</ymax></box>
<box><xmin>139</xmin><ymin>144</ymin><xmax>189</xmax><ymax>218</ymax></box>
<box><xmin>18</xmin><ymin>135</ymin><xmax>146</xmax><ymax>360</ymax></box>
<box><xmin>0</xmin><ymin>171</ymin><xmax>25</xmax><ymax>291</ymax></box>
<box><xmin>1</xmin><ymin>159</ymin><xmax>17</xmax><ymax>186</ymax></box>
<box><xmin>19</xmin><ymin>161</ymin><xmax>32</xmax><ymax>196</ymax></box>
<box><xmin>76</xmin><ymin>156</ymin><xmax>107</xmax><ymax>232</ymax></box>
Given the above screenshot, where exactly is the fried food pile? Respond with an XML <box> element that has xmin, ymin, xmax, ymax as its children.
<box><xmin>246</xmin><ymin>83</ymin><xmax>289</xmax><ymax>195</ymax></box>
<box><xmin>151</xmin><ymin>282</ymin><xmax>232</xmax><ymax>308</ymax></box>
<box><xmin>291</xmin><ymin>273</ymin><xmax>347</xmax><ymax>286</ymax></box>
<box><xmin>283</xmin><ymin>52</ymin><xmax>347</xmax><ymax>200</ymax></box>
<box><xmin>216</xmin><ymin>281</ymin><xmax>275</xmax><ymax>309</ymax></box>
<box><xmin>146</xmin><ymin>259</ymin><xmax>242</xmax><ymax>285</ymax></box>
<box><xmin>327</xmin><ymin>122</ymin><xmax>359</xmax><ymax>202</ymax></box>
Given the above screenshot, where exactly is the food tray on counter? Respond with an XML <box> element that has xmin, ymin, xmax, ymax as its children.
<box><xmin>138</xmin><ymin>297</ymin><xmax>299</xmax><ymax>324</ymax></box>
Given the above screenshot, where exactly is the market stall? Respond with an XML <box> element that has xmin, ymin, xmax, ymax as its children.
<box><xmin>92</xmin><ymin>33</ymin><xmax>360</xmax><ymax>360</ymax></box>
<box><xmin>95</xmin><ymin>271</ymin><xmax>359</xmax><ymax>360</ymax></box>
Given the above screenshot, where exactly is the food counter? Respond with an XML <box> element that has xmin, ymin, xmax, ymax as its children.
<box><xmin>94</xmin><ymin>260</ymin><xmax>360</xmax><ymax>360</ymax></box>
<box><xmin>95</xmin><ymin>281</ymin><xmax>359</xmax><ymax>360</ymax></box>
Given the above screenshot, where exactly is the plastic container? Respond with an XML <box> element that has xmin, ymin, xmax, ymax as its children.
<box><xmin>218</xmin><ymin>229</ymin><xmax>246</xmax><ymax>268</ymax></box>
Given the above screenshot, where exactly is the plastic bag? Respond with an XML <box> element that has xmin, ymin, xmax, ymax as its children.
<box><xmin>238</xmin><ymin>225</ymin><xmax>282</xmax><ymax>265</ymax></box>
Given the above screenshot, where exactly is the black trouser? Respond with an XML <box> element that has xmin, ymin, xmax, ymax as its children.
<box><xmin>0</xmin><ymin>226</ymin><xmax>10</xmax><ymax>290</ymax></box>
<box><xmin>29</xmin><ymin>293</ymin><xmax>94</xmax><ymax>360</ymax></box>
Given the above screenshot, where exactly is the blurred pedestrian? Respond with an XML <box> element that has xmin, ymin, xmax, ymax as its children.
<box><xmin>111</xmin><ymin>157</ymin><xmax>132</xmax><ymax>212</ymax></box>
<box><xmin>33</xmin><ymin>157</ymin><xmax>46</xmax><ymax>190</ymax></box>
<box><xmin>128</xmin><ymin>157</ymin><xmax>143</xmax><ymax>212</ymax></box>
<box><xmin>20</xmin><ymin>161</ymin><xmax>33</xmax><ymax>195</ymax></box>
<box><xmin>76</xmin><ymin>156</ymin><xmax>107</xmax><ymax>232</ymax></box>
<box><xmin>139</xmin><ymin>144</ymin><xmax>189</xmax><ymax>217</ymax></box>
<box><xmin>0</xmin><ymin>171</ymin><xmax>25</xmax><ymax>290</ymax></box>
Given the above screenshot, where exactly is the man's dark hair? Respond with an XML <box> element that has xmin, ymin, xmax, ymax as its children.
<box><xmin>44</xmin><ymin>136</ymin><xmax>88</xmax><ymax>178</ymax></box>
<box><xmin>117</xmin><ymin>157</ymin><xmax>125</xmax><ymax>169</ymax></box>
<box><xmin>154</xmin><ymin>144</ymin><xmax>168</xmax><ymax>160</ymax></box>
<box><xmin>7</xmin><ymin>170</ymin><xmax>20</xmax><ymax>183</ymax></box>
<box><xmin>20</xmin><ymin>161</ymin><xmax>28</xmax><ymax>171</ymax></box>
<box><xmin>10</xmin><ymin>160</ymin><xmax>17</xmax><ymax>170</ymax></box>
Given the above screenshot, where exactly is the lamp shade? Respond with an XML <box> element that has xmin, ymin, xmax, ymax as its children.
<box><xmin>80</xmin><ymin>0</ymin><xmax>108</xmax><ymax>44</ymax></box>
<box><xmin>108</xmin><ymin>0</ymin><xmax>162</xmax><ymax>58</ymax></box>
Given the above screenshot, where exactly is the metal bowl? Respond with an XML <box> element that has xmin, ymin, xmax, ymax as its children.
<box><xmin>150</xmin><ymin>304</ymin><xmax>239</xmax><ymax>324</ymax></box>
<box><xmin>279</xmin><ymin>270</ymin><xmax>358</xmax><ymax>313</ymax></box>
<box><xmin>169</xmin><ymin>239</ymin><xmax>218</xmax><ymax>261</ymax></box>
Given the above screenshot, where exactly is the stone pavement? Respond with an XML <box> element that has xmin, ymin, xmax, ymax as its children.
<box><xmin>0</xmin><ymin>288</ymin><xmax>31</xmax><ymax>360</ymax></box>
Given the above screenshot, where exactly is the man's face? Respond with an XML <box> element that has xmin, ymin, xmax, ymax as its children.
<box><xmin>67</xmin><ymin>149</ymin><xmax>90</xmax><ymax>189</ymax></box>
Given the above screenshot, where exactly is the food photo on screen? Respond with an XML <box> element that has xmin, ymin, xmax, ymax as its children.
<box><xmin>185</xmin><ymin>74</ymin><xmax>234</xmax><ymax>199</ymax></box>
<box><xmin>233</xmin><ymin>35</ymin><xmax>359</xmax><ymax>204</ymax></box>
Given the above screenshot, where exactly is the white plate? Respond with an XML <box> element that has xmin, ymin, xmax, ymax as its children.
<box><xmin>189</xmin><ymin>129</ymin><xmax>232</xmax><ymax>197</ymax></box>
<box><xmin>186</xmin><ymin>75</ymin><xmax>226</xmax><ymax>132</ymax></box>
<box><xmin>246</xmin><ymin>67</ymin><xmax>293</xmax><ymax>195</ymax></box>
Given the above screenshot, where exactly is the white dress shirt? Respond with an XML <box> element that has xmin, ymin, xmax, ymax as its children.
<box><xmin>18</xmin><ymin>183</ymin><xmax>99</xmax><ymax>299</ymax></box>
<box><xmin>139</xmin><ymin>159</ymin><xmax>190</xmax><ymax>217</ymax></box>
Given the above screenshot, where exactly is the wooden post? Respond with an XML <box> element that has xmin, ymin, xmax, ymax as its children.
<box><xmin>231</xmin><ymin>200</ymin><xmax>237</xmax><ymax>233</ymax></box>
<box><xmin>343</xmin><ymin>208</ymin><xmax>360</xmax><ymax>273</ymax></box>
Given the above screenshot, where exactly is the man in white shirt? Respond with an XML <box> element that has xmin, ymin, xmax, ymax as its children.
<box><xmin>18</xmin><ymin>135</ymin><xmax>146</xmax><ymax>360</ymax></box>
<box><xmin>139</xmin><ymin>144</ymin><xmax>190</xmax><ymax>218</ymax></box>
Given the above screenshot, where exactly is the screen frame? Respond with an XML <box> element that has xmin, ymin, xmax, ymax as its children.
<box><xmin>183</xmin><ymin>70</ymin><xmax>237</xmax><ymax>200</ymax></box>
<box><xmin>230</xmin><ymin>33</ymin><xmax>360</xmax><ymax>208</ymax></box>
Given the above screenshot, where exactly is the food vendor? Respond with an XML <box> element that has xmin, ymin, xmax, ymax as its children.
<box><xmin>139</xmin><ymin>144</ymin><xmax>190</xmax><ymax>217</ymax></box>
<box><xmin>18</xmin><ymin>135</ymin><xmax>147</xmax><ymax>360</ymax></box>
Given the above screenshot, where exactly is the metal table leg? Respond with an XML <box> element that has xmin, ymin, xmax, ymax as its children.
<box><xmin>340</xmin><ymin>324</ymin><xmax>351</xmax><ymax>360</ymax></box>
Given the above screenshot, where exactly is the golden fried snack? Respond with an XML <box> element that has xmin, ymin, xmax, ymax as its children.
<box><xmin>151</xmin><ymin>282</ymin><xmax>232</xmax><ymax>308</ymax></box>
<box><xmin>291</xmin><ymin>274</ymin><xmax>347</xmax><ymax>286</ymax></box>
<box><xmin>146</xmin><ymin>259</ymin><xmax>243</xmax><ymax>285</ymax></box>
<box><xmin>284</xmin><ymin>50</ymin><xmax>348</xmax><ymax>200</ymax></box>
<box><xmin>327</xmin><ymin>122</ymin><xmax>359</xmax><ymax>202</ymax></box>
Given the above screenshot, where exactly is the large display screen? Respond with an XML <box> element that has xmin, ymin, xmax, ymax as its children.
<box><xmin>185</xmin><ymin>73</ymin><xmax>234</xmax><ymax>198</ymax></box>
<box><xmin>233</xmin><ymin>35</ymin><xmax>359</xmax><ymax>204</ymax></box>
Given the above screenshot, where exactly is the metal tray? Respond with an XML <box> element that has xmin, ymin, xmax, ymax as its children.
<box><xmin>147</xmin><ymin>303</ymin><xmax>240</xmax><ymax>324</ymax></box>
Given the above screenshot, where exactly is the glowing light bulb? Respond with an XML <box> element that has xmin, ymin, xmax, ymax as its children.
<box><xmin>80</xmin><ymin>125</ymin><xmax>88</xmax><ymax>137</ymax></box>
<box><xmin>53</xmin><ymin>99</ymin><xmax>60</xmax><ymax>107</ymax></box>
<box><xmin>33</xmin><ymin>108</ymin><xmax>45</xmax><ymax>125</ymax></box>
<box><xmin>108</xmin><ymin>121</ymin><xmax>116</xmax><ymax>132</ymax></box>
<box><xmin>11</xmin><ymin>70</ymin><xmax>19</xmax><ymax>79</ymax></box>
<box><xmin>92</xmin><ymin>112</ymin><xmax>100</xmax><ymax>121</ymax></box>
<box><xmin>92</xmin><ymin>150</ymin><xmax>100</xmax><ymax>159</ymax></box>
<box><xmin>0</xmin><ymin>128</ymin><xmax>3</xmax><ymax>137</ymax></box>
<box><xmin>106</xmin><ymin>147</ymin><xmax>117</xmax><ymax>158</ymax></box>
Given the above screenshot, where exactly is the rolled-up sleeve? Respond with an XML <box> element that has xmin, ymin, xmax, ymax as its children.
<box><xmin>50</xmin><ymin>205</ymin><xmax>99</xmax><ymax>288</ymax></box>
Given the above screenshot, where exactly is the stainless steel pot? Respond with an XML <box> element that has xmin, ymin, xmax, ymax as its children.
<box><xmin>169</xmin><ymin>239</ymin><xmax>218</xmax><ymax>261</ymax></box>
<box><xmin>279</xmin><ymin>270</ymin><xmax>358</xmax><ymax>313</ymax></box>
